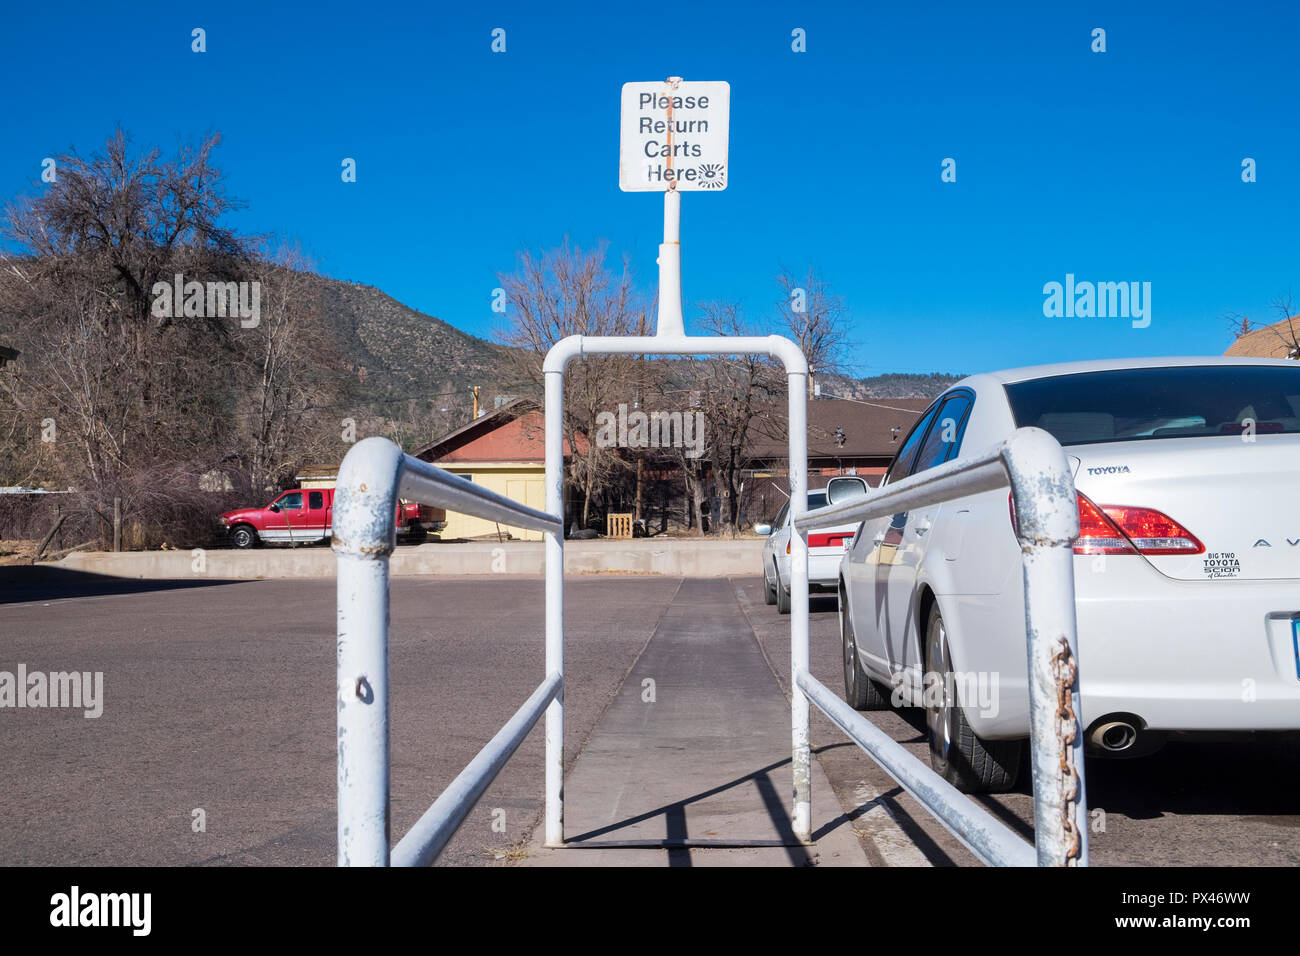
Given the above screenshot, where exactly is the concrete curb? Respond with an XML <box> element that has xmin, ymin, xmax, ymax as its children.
<box><xmin>45</xmin><ymin>538</ymin><xmax>765</xmax><ymax>580</ymax></box>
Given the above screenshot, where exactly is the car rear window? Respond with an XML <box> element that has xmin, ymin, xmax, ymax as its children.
<box><xmin>1005</xmin><ymin>365</ymin><xmax>1300</xmax><ymax>446</ymax></box>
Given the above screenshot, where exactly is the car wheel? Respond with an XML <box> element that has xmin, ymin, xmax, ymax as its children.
<box><xmin>923</xmin><ymin>605</ymin><xmax>1020</xmax><ymax>793</ymax></box>
<box><xmin>763</xmin><ymin>560</ymin><xmax>777</xmax><ymax>605</ymax></box>
<box><xmin>405</xmin><ymin>522</ymin><xmax>428</xmax><ymax>544</ymax></box>
<box><xmin>776</xmin><ymin>564</ymin><xmax>791</xmax><ymax>614</ymax></box>
<box><xmin>230</xmin><ymin>525</ymin><xmax>257</xmax><ymax>550</ymax></box>
<box><xmin>841</xmin><ymin>589</ymin><xmax>890</xmax><ymax>710</ymax></box>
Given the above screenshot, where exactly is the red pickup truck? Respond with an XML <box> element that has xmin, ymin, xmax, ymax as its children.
<box><xmin>220</xmin><ymin>488</ymin><xmax>445</xmax><ymax>549</ymax></box>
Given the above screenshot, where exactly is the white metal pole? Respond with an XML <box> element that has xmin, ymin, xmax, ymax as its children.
<box><xmin>543</xmin><ymin>369</ymin><xmax>566</xmax><ymax>845</ymax></box>
<box><xmin>1006</xmin><ymin>429</ymin><xmax>1089</xmax><ymax>866</ymax></box>
<box><xmin>788</xmin><ymin>370</ymin><xmax>811</xmax><ymax>841</ymax></box>
<box><xmin>656</xmin><ymin>187</ymin><xmax>683</xmax><ymax>337</ymax></box>
<box><xmin>336</xmin><ymin>551</ymin><xmax>391</xmax><ymax>866</ymax></box>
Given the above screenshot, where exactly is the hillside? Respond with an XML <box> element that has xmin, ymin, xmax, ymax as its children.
<box><xmin>821</xmin><ymin>370</ymin><xmax>964</xmax><ymax>399</ymax></box>
<box><xmin>310</xmin><ymin>277</ymin><xmax>520</xmax><ymax>409</ymax></box>
<box><xmin>306</xmin><ymin>276</ymin><xmax>962</xmax><ymax>417</ymax></box>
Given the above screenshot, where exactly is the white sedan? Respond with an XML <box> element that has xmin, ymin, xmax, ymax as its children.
<box><xmin>837</xmin><ymin>357</ymin><xmax>1300</xmax><ymax>792</ymax></box>
<box><xmin>759</xmin><ymin>476</ymin><xmax>868</xmax><ymax>614</ymax></box>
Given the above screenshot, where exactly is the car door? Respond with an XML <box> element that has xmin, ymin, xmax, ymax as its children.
<box><xmin>882</xmin><ymin>391</ymin><xmax>974</xmax><ymax>683</ymax></box>
<box><xmin>762</xmin><ymin>500</ymin><xmax>789</xmax><ymax>586</ymax></box>
<box><xmin>847</xmin><ymin>402</ymin><xmax>940</xmax><ymax>676</ymax></box>
<box><xmin>263</xmin><ymin>490</ymin><xmax>305</xmax><ymax>543</ymax></box>
<box><xmin>302</xmin><ymin>489</ymin><xmax>329</xmax><ymax>541</ymax></box>
<box><xmin>772</xmin><ymin>500</ymin><xmax>792</xmax><ymax>588</ymax></box>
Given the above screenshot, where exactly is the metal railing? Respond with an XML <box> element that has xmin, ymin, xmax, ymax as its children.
<box><xmin>791</xmin><ymin>426</ymin><xmax>1089</xmax><ymax>866</ymax></box>
<box><xmin>334</xmin><ymin>336</ymin><xmax>1088</xmax><ymax>867</ymax></box>
<box><xmin>333</xmin><ymin>437</ymin><xmax>563</xmax><ymax>866</ymax></box>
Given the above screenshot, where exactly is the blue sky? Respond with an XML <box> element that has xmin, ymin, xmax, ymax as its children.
<box><xmin>3</xmin><ymin>0</ymin><xmax>1298</xmax><ymax>377</ymax></box>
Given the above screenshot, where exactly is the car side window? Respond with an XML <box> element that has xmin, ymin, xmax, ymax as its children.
<box><xmin>774</xmin><ymin>502</ymin><xmax>790</xmax><ymax>529</ymax></box>
<box><xmin>308</xmin><ymin>491</ymin><xmax>324</xmax><ymax>510</ymax></box>
<box><xmin>884</xmin><ymin>403</ymin><xmax>940</xmax><ymax>486</ymax></box>
<box><xmin>910</xmin><ymin>393</ymin><xmax>974</xmax><ymax>475</ymax></box>
<box><xmin>280</xmin><ymin>492</ymin><xmax>303</xmax><ymax>511</ymax></box>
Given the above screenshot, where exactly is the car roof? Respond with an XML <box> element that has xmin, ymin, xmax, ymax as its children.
<box><xmin>953</xmin><ymin>356</ymin><xmax>1300</xmax><ymax>390</ymax></box>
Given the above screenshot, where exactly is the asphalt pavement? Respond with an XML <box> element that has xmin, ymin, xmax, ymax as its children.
<box><xmin>0</xmin><ymin>569</ymin><xmax>1294</xmax><ymax>866</ymax></box>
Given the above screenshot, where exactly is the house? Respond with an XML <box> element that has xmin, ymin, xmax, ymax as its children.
<box><xmin>411</xmin><ymin>399</ymin><xmax>556</xmax><ymax>541</ymax></box>
<box><xmin>1225</xmin><ymin>316</ymin><xmax>1300</xmax><ymax>360</ymax></box>
<box><xmin>742</xmin><ymin>397</ymin><xmax>931</xmax><ymax>525</ymax></box>
<box><xmin>295</xmin><ymin>465</ymin><xmax>339</xmax><ymax>490</ymax></box>
<box><xmin>412</xmin><ymin>395</ymin><xmax>932</xmax><ymax>536</ymax></box>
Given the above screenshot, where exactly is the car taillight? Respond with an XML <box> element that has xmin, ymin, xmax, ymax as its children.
<box><xmin>1092</xmin><ymin>502</ymin><xmax>1204</xmax><ymax>554</ymax></box>
<box><xmin>808</xmin><ymin>532</ymin><xmax>851</xmax><ymax>549</ymax></box>
<box><xmin>1010</xmin><ymin>492</ymin><xmax>1204</xmax><ymax>556</ymax></box>
<box><xmin>1073</xmin><ymin>494</ymin><xmax>1139</xmax><ymax>555</ymax></box>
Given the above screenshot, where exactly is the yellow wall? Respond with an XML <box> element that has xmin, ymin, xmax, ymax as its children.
<box><xmin>439</xmin><ymin>463</ymin><xmax>547</xmax><ymax>541</ymax></box>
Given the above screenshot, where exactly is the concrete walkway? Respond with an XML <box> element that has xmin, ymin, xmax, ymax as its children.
<box><xmin>522</xmin><ymin>578</ymin><xmax>871</xmax><ymax>866</ymax></box>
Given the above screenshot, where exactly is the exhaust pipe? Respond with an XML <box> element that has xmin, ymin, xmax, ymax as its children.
<box><xmin>1090</xmin><ymin>719</ymin><xmax>1138</xmax><ymax>753</ymax></box>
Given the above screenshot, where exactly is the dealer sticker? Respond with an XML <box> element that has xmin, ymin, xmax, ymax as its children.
<box><xmin>1202</xmin><ymin>552</ymin><xmax>1240</xmax><ymax>579</ymax></box>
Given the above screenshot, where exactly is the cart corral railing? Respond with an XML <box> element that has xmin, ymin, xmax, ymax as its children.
<box><xmin>333</xmin><ymin>336</ymin><xmax>1088</xmax><ymax>867</ymax></box>
<box><xmin>792</xmin><ymin>425</ymin><xmax>1089</xmax><ymax>866</ymax></box>
<box><xmin>332</xmin><ymin>437</ymin><xmax>563</xmax><ymax>867</ymax></box>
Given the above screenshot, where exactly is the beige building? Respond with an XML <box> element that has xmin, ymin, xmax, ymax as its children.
<box><xmin>412</xmin><ymin>401</ymin><xmax>557</xmax><ymax>542</ymax></box>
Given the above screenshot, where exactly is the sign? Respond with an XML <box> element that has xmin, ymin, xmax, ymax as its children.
<box><xmin>619</xmin><ymin>80</ymin><xmax>730</xmax><ymax>192</ymax></box>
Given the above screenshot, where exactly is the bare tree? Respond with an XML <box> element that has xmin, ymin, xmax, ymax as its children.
<box><xmin>1266</xmin><ymin>292</ymin><xmax>1300</xmax><ymax>359</ymax></box>
<box><xmin>695</xmin><ymin>303</ymin><xmax>781</xmax><ymax>536</ymax></box>
<box><xmin>496</xmin><ymin>239</ymin><xmax>647</xmax><ymax>529</ymax></box>
<box><xmin>1224</xmin><ymin>311</ymin><xmax>1255</xmax><ymax>339</ymax></box>
<box><xmin>775</xmin><ymin>266</ymin><xmax>848</xmax><ymax>397</ymax></box>
<box><xmin>0</xmin><ymin>130</ymin><xmax>343</xmax><ymax>546</ymax></box>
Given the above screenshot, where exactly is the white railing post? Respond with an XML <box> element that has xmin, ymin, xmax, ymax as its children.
<box><xmin>1004</xmin><ymin>428</ymin><xmax>1089</xmax><ymax>866</ymax></box>
<box><xmin>333</xmin><ymin>437</ymin><xmax>403</xmax><ymax>866</ymax></box>
<box><xmin>787</xmin><ymin>369</ymin><xmax>811</xmax><ymax>842</ymax></box>
<box><xmin>544</xmin><ymin>368</ymin><xmax>566</xmax><ymax>846</ymax></box>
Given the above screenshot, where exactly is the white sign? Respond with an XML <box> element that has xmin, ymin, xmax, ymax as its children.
<box><xmin>619</xmin><ymin>80</ymin><xmax>730</xmax><ymax>192</ymax></box>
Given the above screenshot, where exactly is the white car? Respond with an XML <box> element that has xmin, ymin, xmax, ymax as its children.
<box><xmin>759</xmin><ymin>477</ymin><xmax>868</xmax><ymax>614</ymax></box>
<box><xmin>837</xmin><ymin>357</ymin><xmax>1300</xmax><ymax>792</ymax></box>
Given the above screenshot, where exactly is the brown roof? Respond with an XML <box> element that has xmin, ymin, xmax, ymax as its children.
<box><xmin>411</xmin><ymin>398</ymin><xmax>540</xmax><ymax>461</ymax></box>
<box><xmin>412</xmin><ymin>395</ymin><xmax>934</xmax><ymax>465</ymax></box>
<box><xmin>1225</xmin><ymin>316</ymin><xmax>1300</xmax><ymax>360</ymax></box>
<box><xmin>746</xmin><ymin>397</ymin><xmax>932</xmax><ymax>461</ymax></box>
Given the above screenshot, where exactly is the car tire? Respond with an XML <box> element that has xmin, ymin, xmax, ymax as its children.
<box><xmin>763</xmin><ymin>561</ymin><xmax>777</xmax><ymax>605</ymax></box>
<box><xmin>923</xmin><ymin>605</ymin><xmax>1021</xmax><ymax>793</ymax></box>
<box><xmin>841</xmin><ymin>591</ymin><xmax>890</xmax><ymax>710</ymax></box>
<box><xmin>230</xmin><ymin>525</ymin><xmax>258</xmax><ymax>550</ymax></box>
<box><xmin>405</xmin><ymin>522</ymin><xmax>428</xmax><ymax>544</ymax></box>
<box><xmin>776</xmin><ymin>569</ymin><xmax>791</xmax><ymax>614</ymax></box>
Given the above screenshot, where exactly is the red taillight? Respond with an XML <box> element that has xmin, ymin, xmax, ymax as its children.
<box><xmin>1010</xmin><ymin>492</ymin><xmax>1204</xmax><ymax>556</ymax></box>
<box><xmin>1073</xmin><ymin>494</ymin><xmax>1138</xmax><ymax>555</ymax></box>
<box><xmin>1094</xmin><ymin>502</ymin><xmax>1204</xmax><ymax>555</ymax></box>
<box><xmin>808</xmin><ymin>532</ymin><xmax>851</xmax><ymax>549</ymax></box>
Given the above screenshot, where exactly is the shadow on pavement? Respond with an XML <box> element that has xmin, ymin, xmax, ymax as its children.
<box><xmin>0</xmin><ymin>565</ymin><xmax>241</xmax><ymax>605</ymax></box>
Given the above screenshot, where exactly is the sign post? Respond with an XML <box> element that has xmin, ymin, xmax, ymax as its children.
<box><xmin>620</xmin><ymin>78</ymin><xmax>730</xmax><ymax>337</ymax></box>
